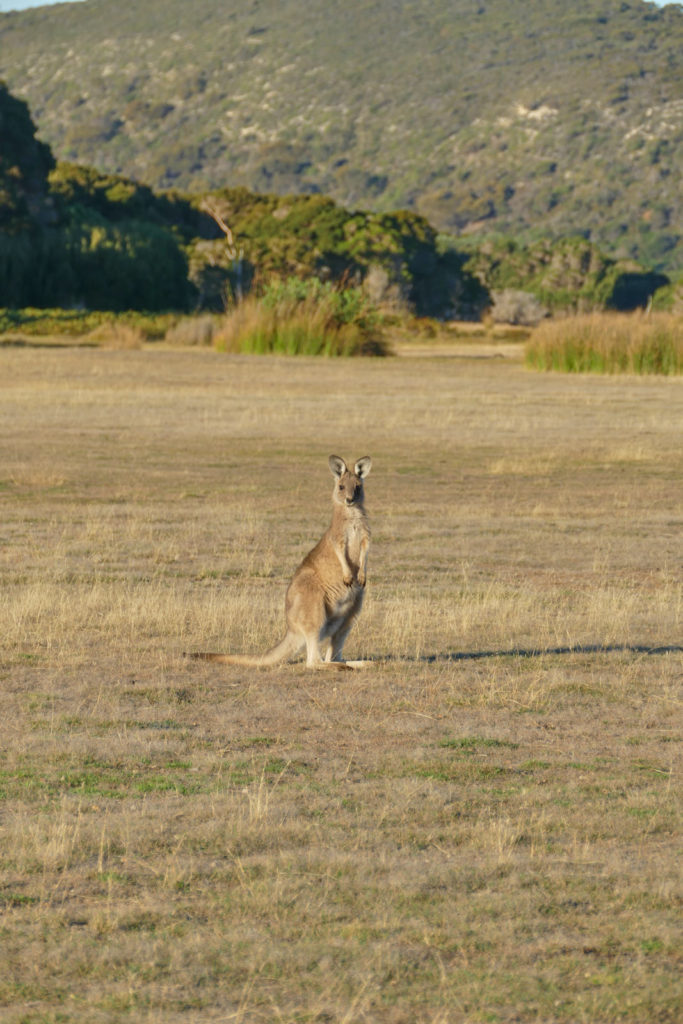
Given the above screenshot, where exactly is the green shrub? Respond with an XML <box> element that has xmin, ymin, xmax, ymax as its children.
<box><xmin>525</xmin><ymin>313</ymin><xmax>682</xmax><ymax>375</ymax></box>
<box><xmin>64</xmin><ymin>220</ymin><xmax>193</xmax><ymax>311</ymax></box>
<box><xmin>0</xmin><ymin>308</ymin><xmax>178</xmax><ymax>339</ymax></box>
<box><xmin>260</xmin><ymin>278</ymin><xmax>381</xmax><ymax>328</ymax></box>
<box><xmin>213</xmin><ymin>279</ymin><xmax>389</xmax><ymax>356</ymax></box>
<box><xmin>450</xmin><ymin>235</ymin><xmax>670</xmax><ymax>315</ymax></box>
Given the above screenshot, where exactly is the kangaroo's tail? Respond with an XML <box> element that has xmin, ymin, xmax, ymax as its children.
<box><xmin>186</xmin><ymin>631</ymin><xmax>301</xmax><ymax>667</ymax></box>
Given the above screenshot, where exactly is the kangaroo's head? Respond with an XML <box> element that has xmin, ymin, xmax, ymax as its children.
<box><xmin>329</xmin><ymin>455</ymin><xmax>372</xmax><ymax>508</ymax></box>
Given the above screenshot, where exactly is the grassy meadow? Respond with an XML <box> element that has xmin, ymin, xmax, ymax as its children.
<box><xmin>0</xmin><ymin>343</ymin><xmax>681</xmax><ymax>1023</ymax></box>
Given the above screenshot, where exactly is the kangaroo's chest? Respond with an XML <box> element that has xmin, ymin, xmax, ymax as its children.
<box><xmin>344</xmin><ymin>519</ymin><xmax>369</xmax><ymax>566</ymax></box>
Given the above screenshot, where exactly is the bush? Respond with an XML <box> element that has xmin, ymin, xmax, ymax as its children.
<box><xmin>64</xmin><ymin>220</ymin><xmax>193</xmax><ymax>311</ymax></box>
<box><xmin>0</xmin><ymin>308</ymin><xmax>178</xmax><ymax>339</ymax></box>
<box><xmin>0</xmin><ymin>220</ymin><xmax>194</xmax><ymax>313</ymax></box>
<box><xmin>490</xmin><ymin>289</ymin><xmax>548</xmax><ymax>326</ymax></box>
<box><xmin>164</xmin><ymin>315</ymin><xmax>217</xmax><ymax>346</ymax></box>
<box><xmin>525</xmin><ymin>312</ymin><xmax>682</xmax><ymax>375</ymax></box>
<box><xmin>0</xmin><ymin>231</ymin><xmax>75</xmax><ymax>307</ymax></box>
<box><xmin>213</xmin><ymin>279</ymin><xmax>389</xmax><ymax>356</ymax></box>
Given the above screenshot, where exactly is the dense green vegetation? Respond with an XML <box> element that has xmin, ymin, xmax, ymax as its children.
<box><xmin>213</xmin><ymin>278</ymin><xmax>389</xmax><ymax>356</ymax></box>
<box><xmin>184</xmin><ymin>186</ymin><xmax>483</xmax><ymax>316</ymax></box>
<box><xmin>1</xmin><ymin>0</ymin><xmax>681</xmax><ymax>273</ymax></box>
<box><xmin>449</xmin><ymin>235</ymin><xmax>670</xmax><ymax>316</ymax></box>
<box><xmin>0</xmin><ymin>88</ymin><xmax>194</xmax><ymax>311</ymax></box>
<box><xmin>0</xmin><ymin>307</ymin><xmax>177</xmax><ymax>339</ymax></box>
<box><xmin>0</xmin><ymin>80</ymin><xmax>677</xmax><ymax>322</ymax></box>
<box><xmin>0</xmin><ymin>81</ymin><xmax>480</xmax><ymax>316</ymax></box>
<box><xmin>0</xmin><ymin>80</ymin><xmax>54</xmax><ymax>232</ymax></box>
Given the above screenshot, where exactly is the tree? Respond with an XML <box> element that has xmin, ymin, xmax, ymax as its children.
<box><xmin>0</xmin><ymin>80</ymin><xmax>54</xmax><ymax>230</ymax></box>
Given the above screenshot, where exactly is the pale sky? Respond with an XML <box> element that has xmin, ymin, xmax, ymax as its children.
<box><xmin>0</xmin><ymin>1</ymin><xmax>85</xmax><ymax>10</ymax></box>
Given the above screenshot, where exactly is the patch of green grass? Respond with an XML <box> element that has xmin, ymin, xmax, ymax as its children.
<box><xmin>0</xmin><ymin>753</ymin><xmax>306</xmax><ymax>802</ymax></box>
<box><xmin>439</xmin><ymin>735</ymin><xmax>519</xmax><ymax>751</ymax></box>
<box><xmin>632</xmin><ymin>761</ymin><xmax>672</xmax><ymax>777</ymax></box>
<box><xmin>124</xmin><ymin>718</ymin><xmax>184</xmax><ymax>731</ymax></box>
<box><xmin>0</xmin><ymin>307</ymin><xmax>177</xmax><ymax>340</ymax></box>
<box><xmin>0</xmin><ymin>892</ymin><xmax>40</xmax><ymax>907</ymax></box>
<box><xmin>405</xmin><ymin>760</ymin><xmax>508</xmax><ymax>782</ymax></box>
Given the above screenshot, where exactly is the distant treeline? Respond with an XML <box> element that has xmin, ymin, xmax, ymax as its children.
<box><xmin>0</xmin><ymin>81</ymin><xmax>674</xmax><ymax>319</ymax></box>
<box><xmin>2</xmin><ymin>0</ymin><xmax>682</xmax><ymax>274</ymax></box>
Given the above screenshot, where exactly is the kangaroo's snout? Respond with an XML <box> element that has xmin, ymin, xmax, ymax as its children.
<box><xmin>336</xmin><ymin>474</ymin><xmax>363</xmax><ymax>507</ymax></box>
<box><xmin>344</xmin><ymin>482</ymin><xmax>362</xmax><ymax>505</ymax></box>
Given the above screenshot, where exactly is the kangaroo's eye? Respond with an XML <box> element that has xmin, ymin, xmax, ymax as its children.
<box><xmin>339</xmin><ymin>484</ymin><xmax>345</xmax><ymax>491</ymax></box>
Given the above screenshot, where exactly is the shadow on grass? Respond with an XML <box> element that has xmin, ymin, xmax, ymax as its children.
<box><xmin>411</xmin><ymin>643</ymin><xmax>683</xmax><ymax>663</ymax></box>
<box><xmin>0</xmin><ymin>336</ymin><xmax>98</xmax><ymax>349</ymax></box>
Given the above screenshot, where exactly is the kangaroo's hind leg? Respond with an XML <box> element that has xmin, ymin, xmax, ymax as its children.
<box><xmin>303</xmin><ymin>630</ymin><xmax>325</xmax><ymax>666</ymax></box>
<box><xmin>327</xmin><ymin>588</ymin><xmax>365</xmax><ymax>664</ymax></box>
<box><xmin>285</xmin><ymin>572</ymin><xmax>327</xmax><ymax>667</ymax></box>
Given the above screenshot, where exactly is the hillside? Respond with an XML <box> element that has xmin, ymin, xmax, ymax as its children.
<box><xmin>0</xmin><ymin>81</ymin><xmax>482</xmax><ymax>315</ymax></box>
<box><xmin>1</xmin><ymin>0</ymin><xmax>682</xmax><ymax>273</ymax></box>
<box><xmin>0</xmin><ymin>77</ymin><xmax>673</xmax><ymax>318</ymax></box>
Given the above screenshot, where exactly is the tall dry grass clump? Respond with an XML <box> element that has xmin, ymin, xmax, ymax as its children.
<box><xmin>213</xmin><ymin>278</ymin><xmax>389</xmax><ymax>356</ymax></box>
<box><xmin>163</xmin><ymin>315</ymin><xmax>218</xmax><ymax>347</ymax></box>
<box><xmin>525</xmin><ymin>312</ymin><xmax>682</xmax><ymax>374</ymax></box>
<box><xmin>85</xmin><ymin>321</ymin><xmax>145</xmax><ymax>349</ymax></box>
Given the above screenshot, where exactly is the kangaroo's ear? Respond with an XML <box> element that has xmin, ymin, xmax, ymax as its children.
<box><xmin>354</xmin><ymin>456</ymin><xmax>372</xmax><ymax>479</ymax></box>
<box><xmin>329</xmin><ymin>455</ymin><xmax>347</xmax><ymax>478</ymax></box>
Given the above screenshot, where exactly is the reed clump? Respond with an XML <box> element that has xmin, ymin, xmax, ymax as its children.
<box><xmin>213</xmin><ymin>279</ymin><xmax>389</xmax><ymax>356</ymax></box>
<box><xmin>86</xmin><ymin>321</ymin><xmax>145</xmax><ymax>349</ymax></box>
<box><xmin>525</xmin><ymin>312</ymin><xmax>682</xmax><ymax>375</ymax></box>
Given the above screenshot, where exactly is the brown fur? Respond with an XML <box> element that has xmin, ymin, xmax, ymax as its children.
<box><xmin>189</xmin><ymin>455</ymin><xmax>372</xmax><ymax>669</ymax></box>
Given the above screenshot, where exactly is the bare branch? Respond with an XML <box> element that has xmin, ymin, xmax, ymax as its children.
<box><xmin>200</xmin><ymin>198</ymin><xmax>244</xmax><ymax>303</ymax></box>
<box><xmin>200</xmin><ymin>198</ymin><xmax>237</xmax><ymax>260</ymax></box>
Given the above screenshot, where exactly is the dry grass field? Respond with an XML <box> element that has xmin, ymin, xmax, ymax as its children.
<box><xmin>0</xmin><ymin>343</ymin><xmax>681</xmax><ymax>1023</ymax></box>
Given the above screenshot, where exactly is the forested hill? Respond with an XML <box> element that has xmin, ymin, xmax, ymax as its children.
<box><xmin>1</xmin><ymin>0</ymin><xmax>682</xmax><ymax>272</ymax></box>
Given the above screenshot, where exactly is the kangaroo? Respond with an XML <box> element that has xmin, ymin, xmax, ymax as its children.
<box><xmin>189</xmin><ymin>455</ymin><xmax>372</xmax><ymax>669</ymax></box>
